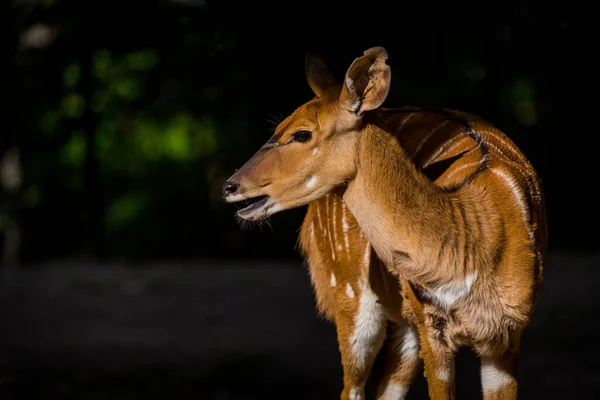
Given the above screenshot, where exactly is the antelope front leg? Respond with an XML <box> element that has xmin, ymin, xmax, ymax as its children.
<box><xmin>334</xmin><ymin>293</ymin><xmax>387</xmax><ymax>400</ymax></box>
<box><xmin>480</xmin><ymin>340</ymin><xmax>520</xmax><ymax>400</ymax></box>
<box><xmin>417</xmin><ymin>321</ymin><xmax>456</xmax><ymax>400</ymax></box>
<box><xmin>375</xmin><ymin>322</ymin><xmax>422</xmax><ymax>400</ymax></box>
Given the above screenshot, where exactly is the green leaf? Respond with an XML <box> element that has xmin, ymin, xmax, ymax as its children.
<box><xmin>126</xmin><ymin>49</ymin><xmax>158</xmax><ymax>70</ymax></box>
<box><xmin>23</xmin><ymin>186</ymin><xmax>42</xmax><ymax>207</ymax></box>
<box><xmin>112</xmin><ymin>77</ymin><xmax>141</xmax><ymax>101</ymax></box>
<box><xmin>512</xmin><ymin>78</ymin><xmax>536</xmax><ymax>102</ymax></box>
<box><xmin>91</xmin><ymin>91</ymin><xmax>109</xmax><ymax>112</ymax></box>
<box><xmin>63</xmin><ymin>63</ymin><xmax>81</xmax><ymax>87</ymax></box>
<box><xmin>61</xmin><ymin>93</ymin><xmax>84</xmax><ymax>118</ymax></box>
<box><xmin>39</xmin><ymin>110</ymin><xmax>62</xmax><ymax>134</ymax></box>
<box><xmin>59</xmin><ymin>130</ymin><xmax>86</xmax><ymax>166</ymax></box>
<box><xmin>106</xmin><ymin>192</ymin><xmax>150</xmax><ymax>233</ymax></box>
<box><xmin>93</xmin><ymin>49</ymin><xmax>112</xmax><ymax>81</ymax></box>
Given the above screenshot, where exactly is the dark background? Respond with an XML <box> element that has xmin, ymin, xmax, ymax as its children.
<box><xmin>1</xmin><ymin>2</ymin><xmax>596</xmax><ymax>399</ymax></box>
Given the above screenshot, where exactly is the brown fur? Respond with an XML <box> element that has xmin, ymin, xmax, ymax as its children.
<box><xmin>224</xmin><ymin>47</ymin><xmax>547</xmax><ymax>400</ymax></box>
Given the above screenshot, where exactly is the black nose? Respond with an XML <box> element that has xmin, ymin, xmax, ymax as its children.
<box><xmin>222</xmin><ymin>181</ymin><xmax>239</xmax><ymax>197</ymax></box>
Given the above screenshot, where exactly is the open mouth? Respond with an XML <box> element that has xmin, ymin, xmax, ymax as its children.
<box><xmin>232</xmin><ymin>195</ymin><xmax>270</xmax><ymax>216</ymax></box>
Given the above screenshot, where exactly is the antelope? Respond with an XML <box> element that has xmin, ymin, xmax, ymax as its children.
<box><xmin>223</xmin><ymin>47</ymin><xmax>547</xmax><ymax>400</ymax></box>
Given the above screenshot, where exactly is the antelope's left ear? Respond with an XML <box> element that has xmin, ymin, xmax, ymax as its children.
<box><xmin>339</xmin><ymin>46</ymin><xmax>391</xmax><ymax>114</ymax></box>
<box><xmin>306</xmin><ymin>52</ymin><xmax>338</xmax><ymax>98</ymax></box>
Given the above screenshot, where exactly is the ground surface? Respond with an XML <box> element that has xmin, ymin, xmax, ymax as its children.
<box><xmin>0</xmin><ymin>250</ymin><xmax>598</xmax><ymax>399</ymax></box>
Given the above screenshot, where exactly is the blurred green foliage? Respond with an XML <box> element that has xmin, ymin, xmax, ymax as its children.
<box><xmin>5</xmin><ymin>0</ymin><xmax>257</xmax><ymax>262</ymax></box>
<box><xmin>3</xmin><ymin>2</ymin><xmax>578</xmax><ymax>262</ymax></box>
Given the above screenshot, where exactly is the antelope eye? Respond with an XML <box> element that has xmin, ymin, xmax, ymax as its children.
<box><xmin>292</xmin><ymin>130</ymin><xmax>312</xmax><ymax>143</ymax></box>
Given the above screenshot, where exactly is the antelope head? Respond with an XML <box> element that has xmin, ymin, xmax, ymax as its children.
<box><xmin>223</xmin><ymin>47</ymin><xmax>391</xmax><ymax>221</ymax></box>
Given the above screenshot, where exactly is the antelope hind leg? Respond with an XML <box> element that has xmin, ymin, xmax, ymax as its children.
<box><xmin>480</xmin><ymin>336</ymin><xmax>521</xmax><ymax>400</ymax></box>
<box><xmin>374</xmin><ymin>321</ymin><xmax>423</xmax><ymax>400</ymax></box>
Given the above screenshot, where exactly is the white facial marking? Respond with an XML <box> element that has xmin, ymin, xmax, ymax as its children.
<box><xmin>481</xmin><ymin>357</ymin><xmax>513</xmax><ymax>392</ymax></box>
<box><xmin>261</xmin><ymin>142</ymin><xmax>279</xmax><ymax>149</ymax></box>
<box><xmin>237</xmin><ymin>199</ymin><xmax>281</xmax><ymax>221</ymax></box>
<box><xmin>312</xmin><ymin>147</ymin><xmax>318</xmax><ymax>155</ymax></box>
<box><xmin>306</xmin><ymin>175</ymin><xmax>317</xmax><ymax>189</ymax></box>
<box><xmin>379</xmin><ymin>383</ymin><xmax>409</xmax><ymax>400</ymax></box>
<box><xmin>424</xmin><ymin>271</ymin><xmax>478</xmax><ymax>309</ymax></box>
<box><xmin>346</xmin><ymin>283</ymin><xmax>355</xmax><ymax>298</ymax></box>
<box><xmin>349</xmin><ymin>279</ymin><xmax>385</xmax><ymax>370</ymax></box>
<box><xmin>224</xmin><ymin>193</ymin><xmax>246</xmax><ymax>203</ymax></box>
<box><xmin>330</xmin><ymin>273</ymin><xmax>336</xmax><ymax>287</ymax></box>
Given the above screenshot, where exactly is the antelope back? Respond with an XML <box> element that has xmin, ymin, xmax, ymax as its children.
<box><xmin>298</xmin><ymin>104</ymin><xmax>547</xmax><ymax>318</ymax></box>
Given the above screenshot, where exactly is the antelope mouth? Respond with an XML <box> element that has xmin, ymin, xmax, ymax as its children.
<box><xmin>232</xmin><ymin>195</ymin><xmax>270</xmax><ymax>216</ymax></box>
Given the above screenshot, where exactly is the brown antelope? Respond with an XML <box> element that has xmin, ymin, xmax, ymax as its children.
<box><xmin>223</xmin><ymin>47</ymin><xmax>547</xmax><ymax>400</ymax></box>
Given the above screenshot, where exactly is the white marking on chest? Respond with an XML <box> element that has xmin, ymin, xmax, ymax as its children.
<box><xmin>330</xmin><ymin>273</ymin><xmax>337</xmax><ymax>287</ymax></box>
<box><xmin>481</xmin><ymin>358</ymin><xmax>513</xmax><ymax>392</ymax></box>
<box><xmin>379</xmin><ymin>383</ymin><xmax>408</xmax><ymax>400</ymax></box>
<box><xmin>346</xmin><ymin>283</ymin><xmax>355</xmax><ymax>298</ymax></box>
<box><xmin>349</xmin><ymin>278</ymin><xmax>385</xmax><ymax>369</ymax></box>
<box><xmin>423</xmin><ymin>271</ymin><xmax>478</xmax><ymax>309</ymax></box>
<box><xmin>348</xmin><ymin>387</ymin><xmax>364</xmax><ymax>400</ymax></box>
<box><xmin>306</xmin><ymin>175</ymin><xmax>317</xmax><ymax>189</ymax></box>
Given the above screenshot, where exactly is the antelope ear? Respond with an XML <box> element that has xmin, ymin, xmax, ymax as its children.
<box><xmin>339</xmin><ymin>46</ymin><xmax>391</xmax><ymax>114</ymax></box>
<box><xmin>306</xmin><ymin>52</ymin><xmax>338</xmax><ymax>98</ymax></box>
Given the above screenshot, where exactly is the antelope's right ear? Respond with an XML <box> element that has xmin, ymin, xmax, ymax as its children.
<box><xmin>339</xmin><ymin>46</ymin><xmax>391</xmax><ymax>114</ymax></box>
<box><xmin>306</xmin><ymin>53</ymin><xmax>337</xmax><ymax>98</ymax></box>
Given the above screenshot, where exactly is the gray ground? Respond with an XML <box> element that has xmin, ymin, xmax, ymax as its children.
<box><xmin>0</xmin><ymin>250</ymin><xmax>598</xmax><ymax>399</ymax></box>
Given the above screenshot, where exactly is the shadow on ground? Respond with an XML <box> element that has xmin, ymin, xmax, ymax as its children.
<box><xmin>0</xmin><ymin>251</ymin><xmax>599</xmax><ymax>399</ymax></box>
